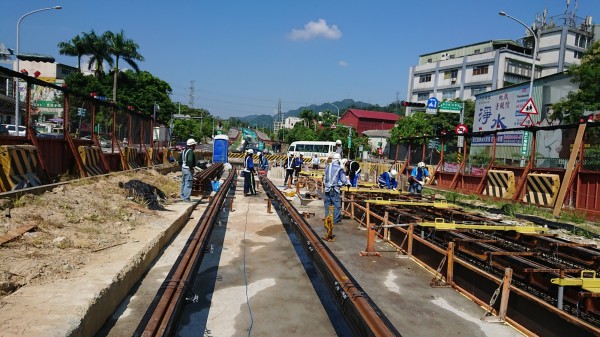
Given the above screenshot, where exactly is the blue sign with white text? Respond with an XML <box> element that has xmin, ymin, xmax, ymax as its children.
<box><xmin>427</xmin><ymin>97</ymin><xmax>439</xmax><ymax>109</ymax></box>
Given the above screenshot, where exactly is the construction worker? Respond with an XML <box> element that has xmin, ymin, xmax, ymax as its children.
<box><xmin>335</xmin><ymin>139</ymin><xmax>343</xmax><ymax>155</ymax></box>
<box><xmin>311</xmin><ymin>153</ymin><xmax>320</xmax><ymax>170</ymax></box>
<box><xmin>293</xmin><ymin>153</ymin><xmax>303</xmax><ymax>183</ymax></box>
<box><xmin>341</xmin><ymin>158</ymin><xmax>361</xmax><ymax>187</ymax></box>
<box><xmin>178</xmin><ymin>138</ymin><xmax>196</xmax><ymax>202</ymax></box>
<box><xmin>409</xmin><ymin>162</ymin><xmax>430</xmax><ymax>194</ymax></box>
<box><xmin>257</xmin><ymin>151</ymin><xmax>269</xmax><ymax>176</ymax></box>
<box><xmin>323</xmin><ymin>153</ymin><xmax>350</xmax><ymax>224</ymax></box>
<box><xmin>284</xmin><ymin>152</ymin><xmax>295</xmax><ymax>188</ymax></box>
<box><xmin>243</xmin><ymin>149</ymin><xmax>257</xmax><ymax>196</ymax></box>
<box><xmin>378</xmin><ymin>169</ymin><xmax>398</xmax><ymax>190</ymax></box>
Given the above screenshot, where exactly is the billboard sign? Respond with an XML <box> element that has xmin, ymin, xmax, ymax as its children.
<box><xmin>472</xmin><ymin>84</ymin><xmax>530</xmax><ymax>146</ymax></box>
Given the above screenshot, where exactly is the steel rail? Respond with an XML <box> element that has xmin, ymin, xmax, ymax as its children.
<box><xmin>258</xmin><ymin>175</ymin><xmax>400</xmax><ymax>337</ymax></box>
<box><xmin>138</xmin><ymin>168</ymin><xmax>236</xmax><ymax>337</ymax></box>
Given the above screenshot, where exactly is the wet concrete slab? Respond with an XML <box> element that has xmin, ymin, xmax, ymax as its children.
<box><xmin>203</xmin><ymin>175</ymin><xmax>337</xmax><ymax>336</ymax></box>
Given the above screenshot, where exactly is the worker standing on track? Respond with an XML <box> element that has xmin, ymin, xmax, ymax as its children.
<box><xmin>378</xmin><ymin>169</ymin><xmax>398</xmax><ymax>190</ymax></box>
<box><xmin>293</xmin><ymin>153</ymin><xmax>303</xmax><ymax>184</ymax></box>
<box><xmin>409</xmin><ymin>162</ymin><xmax>430</xmax><ymax>194</ymax></box>
<box><xmin>284</xmin><ymin>152</ymin><xmax>295</xmax><ymax>189</ymax></box>
<box><xmin>178</xmin><ymin>138</ymin><xmax>197</xmax><ymax>202</ymax></box>
<box><xmin>323</xmin><ymin>153</ymin><xmax>350</xmax><ymax>224</ymax></box>
<box><xmin>311</xmin><ymin>154</ymin><xmax>320</xmax><ymax>170</ymax></box>
<box><xmin>243</xmin><ymin>149</ymin><xmax>257</xmax><ymax>196</ymax></box>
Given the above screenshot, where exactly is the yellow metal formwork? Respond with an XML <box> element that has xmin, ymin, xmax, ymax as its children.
<box><xmin>418</xmin><ymin>218</ymin><xmax>546</xmax><ymax>234</ymax></box>
<box><xmin>365</xmin><ymin>199</ymin><xmax>455</xmax><ymax>208</ymax></box>
<box><xmin>551</xmin><ymin>271</ymin><xmax>600</xmax><ymax>293</ymax></box>
<box><xmin>523</xmin><ymin>173</ymin><xmax>560</xmax><ymax>206</ymax></box>
<box><xmin>0</xmin><ymin>145</ymin><xmax>42</xmax><ymax>191</ymax></box>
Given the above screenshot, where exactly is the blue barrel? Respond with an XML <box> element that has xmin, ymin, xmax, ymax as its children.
<box><xmin>212</xmin><ymin>135</ymin><xmax>229</xmax><ymax>163</ymax></box>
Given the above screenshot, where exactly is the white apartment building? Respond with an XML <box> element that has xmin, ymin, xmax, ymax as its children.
<box><xmin>406</xmin><ymin>10</ymin><xmax>598</xmax><ymax>109</ymax></box>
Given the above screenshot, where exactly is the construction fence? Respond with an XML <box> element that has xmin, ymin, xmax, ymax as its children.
<box><xmin>389</xmin><ymin>120</ymin><xmax>600</xmax><ymax>218</ymax></box>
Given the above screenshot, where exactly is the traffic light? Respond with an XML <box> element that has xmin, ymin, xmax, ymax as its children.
<box><xmin>401</xmin><ymin>101</ymin><xmax>426</xmax><ymax>108</ymax></box>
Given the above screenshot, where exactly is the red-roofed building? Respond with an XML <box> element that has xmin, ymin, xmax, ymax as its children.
<box><xmin>338</xmin><ymin>109</ymin><xmax>400</xmax><ymax>135</ymax></box>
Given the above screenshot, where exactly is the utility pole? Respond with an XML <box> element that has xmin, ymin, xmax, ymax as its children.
<box><xmin>188</xmin><ymin>80</ymin><xmax>195</xmax><ymax>109</ymax></box>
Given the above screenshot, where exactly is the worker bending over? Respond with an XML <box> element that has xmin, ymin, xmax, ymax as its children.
<box><xmin>409</xmin><ymin>162</ymin><xmax>429</xmax><ymax>194</ymax></box>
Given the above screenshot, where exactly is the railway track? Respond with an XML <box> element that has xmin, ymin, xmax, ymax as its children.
<box><xmin>342</xmin><ymin>188</ymin><xmax>600</xmax><ymax>337</ymax></box>
<box><xmin>134</xmin><ymin>171</ymin><xmax>401</xmax><ymax>337</ymax></box>
<box><xmin>100</xmin><ymin>169</ymin><xmax>599</xmax><ymax>336</ymax></box>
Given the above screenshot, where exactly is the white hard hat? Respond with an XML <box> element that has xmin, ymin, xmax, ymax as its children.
<box><xmin>186</xmin><ymin>138</ymin><xmax>197</xmax><ymax>146</ymax></box>
<box><xmin>257</xmin><ymin>151</ymin><xmax>262</xmax><ymax>156</ymax></box>
<box><xmin>333</xmin><ymin>153</ymin><xmax>341</xmax><ymax>160</ymax></box>
<box><xmin>390</xmin><ymin>169</ymin><xmax>397</xmax><ymax>177</ymax></box>
<box><xmin>336</xmin><ymin>139</ymin><xmax>342</xmax><ymax>145</ymax></box>
<box><xmin>341</xmin><ymin>158</ymin><xmax>348</xmax><ymax>166</ymax></box>
<box><xmin>247</xmin><ymin>149</ymin><xmax>254</xmax><ymax>154</ymax></box>
<box><xmin>289</xmin><ymin>152</ymin><xmax>294</xmax><ymax>156</ymax></box>
<box><xmin>418</xmin><ymin>162</ymin><xmax>425</xmax><ymax>168</ymax></box>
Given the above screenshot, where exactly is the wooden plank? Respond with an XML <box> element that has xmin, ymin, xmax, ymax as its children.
<box><xmin>0</xmin><ymin>224</ymin><xmax>37</xmax><ymax>245</ymax></box>
<box><xmin>553</xmin><ymin>123</ymin><xmax>587</xmax><ymax>217</ymax></box>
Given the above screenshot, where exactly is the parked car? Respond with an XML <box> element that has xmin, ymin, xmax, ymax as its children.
<box><xmin>81</xmin><ymin>135</ymin><xmax>111</xmax><ymax>148</ymax></box>
<box><xmin>3</xmin><ymin>124</ymin><xmax>26</xmax><ymax>136</ymax></box>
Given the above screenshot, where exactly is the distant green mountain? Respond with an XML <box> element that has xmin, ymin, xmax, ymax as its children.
<box><xmin>239</xmin><ymin>99</ymin><xmax>377</xmax><ymax>126</ymax></box>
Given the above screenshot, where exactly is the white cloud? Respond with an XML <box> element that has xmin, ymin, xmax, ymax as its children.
<box><xmin>338</xmin><ymin>60</ymin><xmax>349</xmax><ymax>67</ymax></box>
<box><xmin>287</xmin><ymin>19</ymin><xmax>342</xmax><ymax>41</ymax></box>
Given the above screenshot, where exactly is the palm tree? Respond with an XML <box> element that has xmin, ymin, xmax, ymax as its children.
<box><xmin>82</xmin><ymin>30</ymin><xmax>113</xmax><ymax>77</ymax></box>
<box><xmin>105</xmin><ymin>30</ymin><xmax>144</xmax><ymax>103</ymax></box>
<box><xmin>57</xmin><ymin>34</ymin><xmax>86</xmax><ymax>72</ymax></box>
<box><xmin>300</xmin><ymin>109</ymin><xmax>317</xmax><ymax>131</ymax></box>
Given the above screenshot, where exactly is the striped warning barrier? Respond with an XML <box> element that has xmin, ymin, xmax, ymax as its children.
<box><xmin>0</xmin><ymin>145</ymin><xmax>42</xmax><ymax>191</ymax></box>
<box><xmin>77</xmin><ymin>146</ymin><xmax>108</xmax><ymax>176</ymax></box>
<box><xmin>147</xmin><ymin>148</ymin><xmax>162</xmax><ymax>166</ymax></box>
<box><xmin>123</xmin><ymin>147</ymin><xmax>140</xmax><ymax>170</ymax></box>
<box><xmin>523</xmin><ymin>173</ymin><xmax>560</xmax><ymax>206</ymax></box>
<box><xmin>483</xmin><ymin>170</ymin><xmax>515</xmax><ymax>199</ymax></box>
<box><xmin>162</xmin><ymin>148</ymin><xmax>175</xmax><ymax>164</ymax></box>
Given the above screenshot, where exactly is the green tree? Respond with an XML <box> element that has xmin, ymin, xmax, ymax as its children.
<box><xmin>552</xmin><ymin>40</ymin><xmax>600</xmax><ymax>123</ymax></box>
<box><xmin>299</xmin><ymin>109</ymin><xmax>317</xmax><ymax>130</ymax></box>
<box><xmin>105</xmin><ymin>30</ymin><xmax>144</xmax><ymax>104</ymax></box>
<box><xmin>57</xmin><ymin>34</ymin><xmax>87</xmax><ymax>72</ymax></box>
<box><xmin>116</xmin><ymin>70</ymin><xmax>173</xmax><ymax>122</ymax></box>
<box><xmin>285</xmin><ymin>123</ymin><xmax>316</xmax><ymax>143</ymax></box>
<box><xmin>390</xmin><ymin>112</ymin><xmax>434</xmax><ymax>144</ymax></box>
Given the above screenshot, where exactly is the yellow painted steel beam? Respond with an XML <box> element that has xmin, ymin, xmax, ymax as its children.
<box><xmin>346</xmin><ymin>187</ymin><xmax>406</xmax><ymax>194</ymax></box>
<box><xmin>365</xmin><ymin>199</ymin><xmax>455</xmax><ymax>209</ymax></box>
<box><xmin>417</xmin><ymin>218</ymin><xmax>546</xmax><ymax>233</ymax></box>
<box><xmin>551</xmin><ymin>271</ymin><xmax>600</xmax><ymax>293</ymax></box>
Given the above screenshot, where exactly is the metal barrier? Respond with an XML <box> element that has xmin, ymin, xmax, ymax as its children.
<box><xmin>483</xmin><ymin>170</ymin><xmax>515</xmax><ymax>199</ymax></box>
<box><xmin>523</xmin><ymin>173</ymin><xmax>560</xmax><ymax>206</ymax></box>
<box><xmin>123</xmin><ymin>147</ymin><xmax>141</xmax><ymax>170</ymax></box>
<box><xmin>0</xmin><ymin>145</ymin><xmax>43</xmax><ymax>191</ymax></box>
<box><xmin>77</xmin><ymin>146</ymin><xmax>108</xmax><ymax>177</ymax></box>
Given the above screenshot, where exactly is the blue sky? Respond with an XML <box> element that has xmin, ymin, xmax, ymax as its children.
<box><xmin>1</xmin><ymin>1</ymin><xmax>599</xmax><ymax>118</ymax></box>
